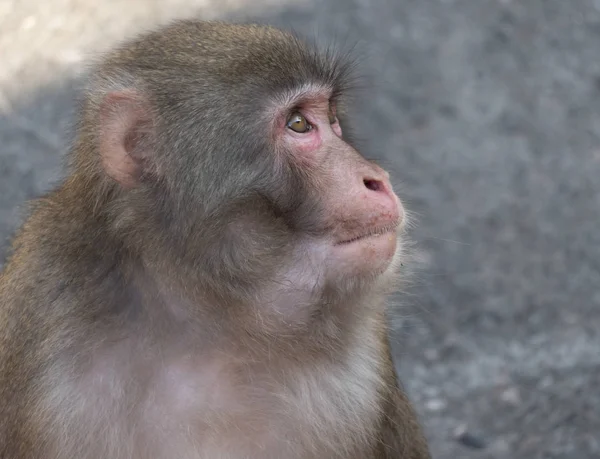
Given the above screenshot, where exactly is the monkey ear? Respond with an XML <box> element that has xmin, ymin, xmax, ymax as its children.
<box><xmin>98</xmin><ymin>90</ymin><xmax>154</xmax><ymax>188</ymax></box>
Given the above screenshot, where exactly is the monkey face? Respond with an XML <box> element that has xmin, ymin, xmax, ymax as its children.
<box><xmin>268</xmin><ymin>91</ymin><xmax>404</xmax><ymax>289</ymax></box>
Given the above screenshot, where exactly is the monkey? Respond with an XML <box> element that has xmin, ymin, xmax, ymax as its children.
<box><xmin>0</xmin><ymin>20</ymin><xmax>431</xmax><ymax>459</ymax></box>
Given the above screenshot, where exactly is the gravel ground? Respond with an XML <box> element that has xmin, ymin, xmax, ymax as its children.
<box><xmin>1</xmin><ymin>1</ymin><xmax>599</xmax><ymax>458</ymax></box>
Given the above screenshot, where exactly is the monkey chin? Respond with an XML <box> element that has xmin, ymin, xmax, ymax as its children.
<box><xmin>330</xmin><ymin>229</ymin><xmax>399</xmax><ymax>280</ymax></box>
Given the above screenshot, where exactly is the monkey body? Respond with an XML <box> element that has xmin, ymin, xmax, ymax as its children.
<box><xmin>0</xmin><ymin>20</ymin><xmax>430</xmax><ymax>459</ymax></box>
<box><xmin>1</xmin><ymin>203</ymin><xmax>408</xmax><ymax>458</ymax></box>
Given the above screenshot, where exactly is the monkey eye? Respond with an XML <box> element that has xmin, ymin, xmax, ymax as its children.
<box><xmin>286</xmin><ymin>112</ymin><xmax>312</xmax><ymax>133</ymax></box>
<box><xmin>328</xmin><ymin>106</ymin><xmax>337</xmax><ymax>125</ymax></box>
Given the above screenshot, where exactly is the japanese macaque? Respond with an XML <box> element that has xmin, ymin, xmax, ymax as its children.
<box><xmin>0</xmin><ymin>20</ymin><xmax>431</xmax><ymax>459</ymax></box>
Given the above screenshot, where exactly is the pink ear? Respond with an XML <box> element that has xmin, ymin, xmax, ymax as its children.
<box><xmin>98</xmin><ymin>90</ymin><xmax>153</xmax><ymax>188</ymax></box>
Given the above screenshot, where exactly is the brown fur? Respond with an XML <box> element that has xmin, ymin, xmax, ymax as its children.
<box><xmin>0</xmin><ymin>20</ymin><xmax>430</xmax><ymax>458</ymax></box>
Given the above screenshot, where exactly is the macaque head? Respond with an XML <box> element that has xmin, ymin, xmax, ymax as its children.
<box><xmin>90</xmin><ymin>21</ymin><xmax>404</xmax><ymax>311</ymax></box>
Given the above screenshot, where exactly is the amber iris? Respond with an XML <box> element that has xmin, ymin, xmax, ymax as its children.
<box><xmin>287</xmin><ymin>112</ymin><xmax>311</xmax><ymax>133</ymax></box>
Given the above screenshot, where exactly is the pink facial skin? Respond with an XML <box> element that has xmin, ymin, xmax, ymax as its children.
<box><xmin>273</xmin><ymin>92</ymin><xmax>404</xmax><ymax>284</ymax></box>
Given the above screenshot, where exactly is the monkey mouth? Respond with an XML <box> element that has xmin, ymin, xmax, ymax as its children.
<box><xmin>334</xmin><ymin>225</ymin><xmax>398</xmax><ymax>246</ymax></box>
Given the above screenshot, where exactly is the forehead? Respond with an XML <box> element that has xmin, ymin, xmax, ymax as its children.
<box><xmin>126</xmin><ymin>21</ymin><xmax>351</xmax><ymax>99</ymax></box>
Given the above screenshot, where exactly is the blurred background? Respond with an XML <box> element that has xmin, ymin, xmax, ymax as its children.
<box><xmin>1</xmin><ymin>0</ymin><xmax>599</xmax><ymax>457</ymax></box>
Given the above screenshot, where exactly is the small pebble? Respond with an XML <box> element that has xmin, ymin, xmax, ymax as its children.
<box><xmin>500</xmin><ymin>386</ymin><xmax>521</xmax><ymax>405</ymax></box>
<box><xmin>424</xmin><ymin>348</ymin><xmax>439</xmax><ymax>361</ymax></box>
<box><xmin>454</xmin><ymin>425</ymin><xmax>487</xmax><ymax>449</ymax></box>
<box><xmin>425</xmin><ymin>398</ymin><xmax>446</xmax><ymax>412</ymax></box>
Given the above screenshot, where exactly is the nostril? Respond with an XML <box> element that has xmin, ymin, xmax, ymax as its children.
<box><xmin>363</xmin><ymin>178</ymin><xmax>383</xmax><ymax>192</ymax></box>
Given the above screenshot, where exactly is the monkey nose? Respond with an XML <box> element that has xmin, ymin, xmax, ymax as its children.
<box><xmin>362</xmin><ymin>175</ymin><xmax>394</xmax><ymax>202</ymax></box>
<box><xmin>361</xmin><ymin>175</ymin><xmax>402</xmax><ymax>223</ymax></box>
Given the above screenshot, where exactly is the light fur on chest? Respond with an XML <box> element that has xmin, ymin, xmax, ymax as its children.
<box><xmin>37</xmin><ymin>320</ymin><xmax>384</xmax><ymax>459</ymax></box>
